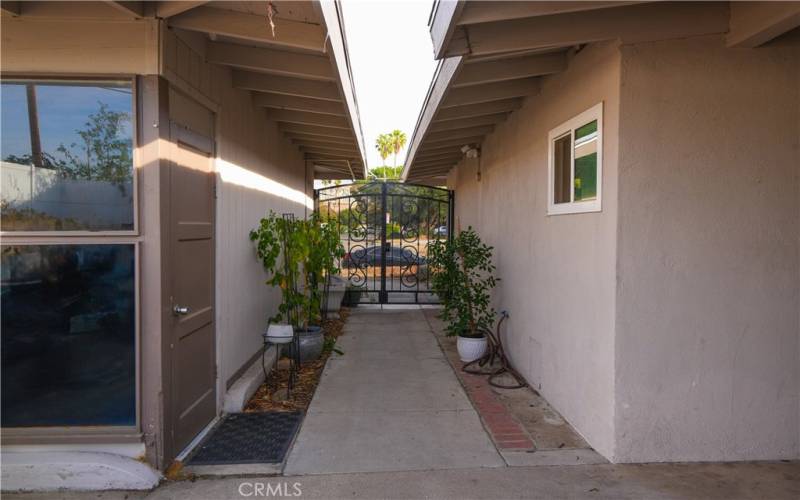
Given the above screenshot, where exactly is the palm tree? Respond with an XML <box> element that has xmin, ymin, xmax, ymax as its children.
<box><xmin>375</xmin><ymin>133</ymin><xmax>393</xmax><ymax>180</ymax></box>
<box><xmin>389</xmin><ymin>129</ymin><xmax>407</xmax><ymax>168</ymax></box>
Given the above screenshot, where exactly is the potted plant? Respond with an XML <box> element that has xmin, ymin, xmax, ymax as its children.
<box><xmin>250</xmin><ymin>212</ymin><xmax>343</xmax><ymax>363</ymax></box>
<box><xmin>428</xmin><ymin>227</ymin><xmax>498</xmax><ymax>362</ymax></box>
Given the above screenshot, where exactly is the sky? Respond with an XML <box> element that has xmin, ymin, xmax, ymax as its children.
<box><xmin>1</xmin><ymin>83</ymin><xmax>133</xmax><ymax>159</ymax></box>
<box><xmin>341</xmin><ymin>1</ymin><xmax>438</xmax><ymax>171</ymax></box>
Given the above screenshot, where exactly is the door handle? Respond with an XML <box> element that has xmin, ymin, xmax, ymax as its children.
<box><xmin>173</xmin><ymin>305</ymin><xmax>190</xmax><ymax>316</ymax></box>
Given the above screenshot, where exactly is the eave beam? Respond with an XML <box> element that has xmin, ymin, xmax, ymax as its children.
<box><xmin>169</xmin><ymin>6</ymin><xmax>326</xmax><ymax>52</ymax></box>
<box><xmin>268</xmin><ymin>109</ymin><xmax>349</xmax><ymax>129</ymax></box>
<box><xmin>1</xmin><ymin>1</ymin><xmax>21</xmax><ymax>16</ymax></box>
<box><xmin>429</xmin><ymin>113</ymin><xmax>507</xmax><ymax>133</ymax></box>
<box><xmin>457</xmin><ymin>1</ymin><xmax>643</xmax><ymax>25</ymax></box>
<box><xmin>441</xmin><ymin>78</ymin><xmax>539</xmax><ymax>108</ymax></box>
<box><xmin>207</xmin><ymin>42</ymin><xmax>334</xmax><ymax>81</ymax></box>
<box><xmin>280</xmin><ymin>123</ymin><xmax>353</xmax><ymax>139</ymax></box>
<box><xmin>727</xmin><ymin>1</ymin><xmax>800</xmax><ymax>48</ymax></box>
<box><xmin>285</xmin><ymin>133</ymin><xmax>354</xmax><ymax>145</ymax></box>
<box><xmin>156</xmin><ymin>1</ymin><xmax>208</xmax><ymax>18</ymax></box>
<box><xmin>426</xmin><ymin>125</ymin><xmax>494</xmax><ymax>142</ymax></box>
<box><xmin>434</xmin><ymin>98</ymin><xmax>523</xmax><ymax>121</ymax></box>
<box><xmin>233</xmin><ymin>71</ymin><xmax>340</xmax><ymax>101</ymax></box>
<box><xmin>418</xmin><ymin>136</ymin><xmax>484</xmax><ymax>151</ymax></box>
<box><xmin>454</xmin><ymin>52</ymin><xmax>566</xmax><ymax>87</ymax></box>
<box><xmin>253</xmin><ymin>93</ymin><xmax>345</xmax><ymax>116</ymax></box>
<box><xmin>105</xmin><ymin>1</ymin><xmax>144</xmax><ymax>18</ymax></box>
<box><xmin>447</xmin><ymin>2</ymin><xmax>729</xmax><ymax>57</ymax></box>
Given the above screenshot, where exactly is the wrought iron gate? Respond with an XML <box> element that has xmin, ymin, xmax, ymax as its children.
<box><xmin>315</xmin><ymin>182</ymin><xmax>453</xmax><ymax>304</ymax></box>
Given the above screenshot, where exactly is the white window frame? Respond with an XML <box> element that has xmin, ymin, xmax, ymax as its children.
<box><xmin>547</xmin><ymin>102</ymin><xmax>603</xmax><ymax>215</ymax></box>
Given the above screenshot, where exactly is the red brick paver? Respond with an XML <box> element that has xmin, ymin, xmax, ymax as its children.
<box><xmin>450</xmin><ymin>359</ymin><xmax>535</xmax><ymax>451</ymax></box>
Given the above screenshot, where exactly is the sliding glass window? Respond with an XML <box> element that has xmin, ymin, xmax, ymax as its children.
<box><xmin>1</xmin><ymin>79</ymin><xmax>138</xmax><ymax>429</ymax></box>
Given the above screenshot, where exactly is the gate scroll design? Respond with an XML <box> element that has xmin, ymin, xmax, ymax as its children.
<box><xmin>315</xmin><ymin>182</ymin><xmax>453</xmax><ymax>304</ymax></box>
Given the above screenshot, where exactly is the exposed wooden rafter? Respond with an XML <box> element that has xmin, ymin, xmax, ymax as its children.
<box><xmin>280</xmin><ymin>123</ymin><xmax>353</xmax><ymax>139</ymax></box>
<box><xmin>207</xmin><ymin>42</ymin><xmax>334</xmax><ymax>81</ymax></box>
<box><xmin>434</xmin><ymin>98</ymin><xmax>523</xmax><ymax>121</ymax></box>
<box><xmin>1</xmin><ymin>1</ymin><xmax>21</xmax><ymax>16</ymax></box>
<box><xmin>727</xmin><ymin>1</ymin><xmax>800</xmax><ymax>48</ymax></box>
<box><xmin>456</xmin><ymin>1</ymin><xmax>643</xmax><ymax>25</ymax></box>
<box><xmin>233</xmin><ymin>71</ymin><xmax>341</xmax><ymax>101</ymax></box>
<box><xmin>104</xmin><ymin>1</ymin><xmax>143</xmax><ymax>18</ymax></box>
<box><xmin>169</xmin><ymin>6</ymin><xmax>326</xmax><ymax>52</ymax></box>
<box><xmin>285</xmin><ymin>132</ymin><xmax>354</xmax><ymax>145</ymax></box>
<box><xmin>454</xmin><ymin>51</ymin><xmax>566</xmax><ymax>87</ymax></box>
<box><xmin>426</xmin><ymin>125</ymin><xmax>494</xmax><ymax>143</ymax></box>
<box><xmin>429</xmin><ymin>113</ymin><xmax>507</xmax><ymax>133</ymax></box>
<box><xmin>418</xmin><ymin>136</ymin><xmax>484</xmax><ymax>151</ymax></box>
<box><xmin>268</xmin><ymin>109</ymin><xmax>350</xmax><ymax>129</ymax></box>
<box><xmin>253</xmin><ymin>93</ymin><xmax>345</xmax><ymax>115</ymax></box>
<box><xmin>446</xmin><ymin>2</ymin><xmax>728</xmax><ymax>57</ymax></box>
<box><xmin>441</xmin><ymin>78</ymin><xmax>540</xmax><ymax>108</ymax></box>
<box><xmin>156</xmin><ymin>1</ymin><xmax>208</xmax><ymax>18</ymax></box>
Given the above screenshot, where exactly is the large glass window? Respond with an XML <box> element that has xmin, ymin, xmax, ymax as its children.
<box><xmin>1</xmin><ymin>80</ymin><xmax>134</xmax><ymax>232</ymax></box>
<box><xmin>1</xmin><ymin>244</ymin><xmax>136</xmax><ymax>427</ymax></box>
<box><xmin>548</xmin><ymin>103</ymin><xmax>603</xmax><ymax>215</ymax></box>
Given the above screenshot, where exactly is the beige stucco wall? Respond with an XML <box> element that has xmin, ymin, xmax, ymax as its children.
<box><xmin>162</xmin><ymin>28</ymin><xmax>310</xmax><ymax>406</ymax></box>
<box><xmin>447</xmin><ymin>41</ymin><xmax>621</xmax><ymax>459</ymax></box>
<box><xmin>614</xmin><ymin>34</ymin><xmax>800</xmax><ymax>462</ymax></box>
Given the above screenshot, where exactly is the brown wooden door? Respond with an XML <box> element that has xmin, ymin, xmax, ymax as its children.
<box><xmin>167</xmin><ymin>89</ymin><xmax>216</xmax><ymax>455</ymax></box>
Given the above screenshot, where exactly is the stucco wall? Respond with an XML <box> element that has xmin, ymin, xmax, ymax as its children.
<box><xmin>614</xmin><ymin>34</ymin><xmax>800</xmax><ymax>462</ymax></box>
<box><xmin>447</xmin><ymin>41</ymin><xmax>621</xmax><ymax>459</ymax></box>
<box><xmin>163</xmin><ymin>28</ymin><xmax>310</xmax><ymax>405</ymax></box>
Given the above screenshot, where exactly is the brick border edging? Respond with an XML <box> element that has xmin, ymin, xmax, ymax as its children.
<box><xmin>423</xmin><ymin>312</ymin><xmax>535</xmax><ymax>452</ymax></box>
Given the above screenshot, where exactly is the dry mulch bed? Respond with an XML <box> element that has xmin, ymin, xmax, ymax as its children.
<box><xmin>244</xmin><ymin>308</ymin><xmax>349</xmax><ymax>413</ymax></box>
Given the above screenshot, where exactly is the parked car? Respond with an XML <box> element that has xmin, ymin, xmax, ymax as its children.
<box><xmin>342</xmin><ymin>245</ymin><xmax>427</xmax><ymax>270</ymax></box>
<box><xmin>433</xmin><ymin>225</ymin><xmax>448</xmax><ymax>237</ymax></box>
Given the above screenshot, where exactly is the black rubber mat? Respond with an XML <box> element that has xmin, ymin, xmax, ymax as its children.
<box><xmin>187</xmin><ymin>412</ymin><xmax>303</xmax><ymax>465</ymax></box>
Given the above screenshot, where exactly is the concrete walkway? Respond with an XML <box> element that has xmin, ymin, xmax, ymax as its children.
<box><xmin>283</xmin><ymin>307</ymin><xmax>504</xmax><ymax>475</ymax></box>
<box><xmin>8</xmin><ymin>462</ymin><xmax>800</xmax><ymax>499</ymax></box>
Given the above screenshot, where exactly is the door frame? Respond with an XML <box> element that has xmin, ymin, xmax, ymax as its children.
<box><xmin>160</xmin><ymin>83</ymin><xmax>218</xmax><ymax>464</ymax></box>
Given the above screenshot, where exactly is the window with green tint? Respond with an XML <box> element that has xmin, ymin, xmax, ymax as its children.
<box><xmin>575</xmin><ymin>120</ymin><xmax>598</xmax><ymax>141</ymax></box>
<box><xmin>548</xmin><ymin>104</ymin><xmax>602</xmax><ymax>214</ymax></box>
<box><xmin>574</xmin><ymin>153</ymin><xmax>597</xmax><ymax>201</ymax></box>
<box><xmin>574</xmin><ymin>119</ymin><xmax>598</xmax><ymax>202</ymax></box>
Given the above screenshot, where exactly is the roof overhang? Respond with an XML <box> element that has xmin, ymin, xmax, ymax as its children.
<box><xmin>169</xmin><ymin>1</ymin><xmax>368</xmax><ymax>180</ymax></box>
<box><xmin>403</xmin><ymin>0</ymin><xmax>800</xmax><ymax>183</ymax></box>
<box><xmin>0</xmin><ymin>0</ymin><xmax>368</xmax><ymax>180</ymax></box>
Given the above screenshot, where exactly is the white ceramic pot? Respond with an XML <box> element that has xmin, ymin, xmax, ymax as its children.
<box><xmin>457</xmin><ymin>335</ymin><xmax>487</xmax><ymax>362</ymax></box>
<box><xmin>264</xmin><ymin>324</ymin><xmax>294</xmax><ymax>344</ymax></box>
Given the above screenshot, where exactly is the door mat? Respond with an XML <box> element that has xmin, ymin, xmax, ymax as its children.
<box><xmin>187</xmin><ymin>412</ymin><xmax>303</xmax><ymax>465</ymax></box>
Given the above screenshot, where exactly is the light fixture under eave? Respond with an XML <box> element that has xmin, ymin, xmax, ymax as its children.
<box><xmin>460</xmin><ymin>144</ymin><xmax>481</xmax><ymax>181</ymax></box>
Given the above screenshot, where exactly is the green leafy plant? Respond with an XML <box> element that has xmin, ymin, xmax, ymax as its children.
<box><xmin>249</xmin><ymin>212</ymin><xmax>344</xmax><ymax>330</ymax></box>
<box><xmin>323</xmin><ymin>336</ymin><xmax>344</xmax><ymax>356</ymax></box>
<box><xmin>428</xmin><ymin>227</ymin><xmax>498</xmax><ymax>338</ymax></box>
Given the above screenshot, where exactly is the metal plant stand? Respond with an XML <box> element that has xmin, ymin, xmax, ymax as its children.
<box><xmin>462</xmin><ymin>311</ymin><xmax>528</xmax><ymax>390</ymax></box>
